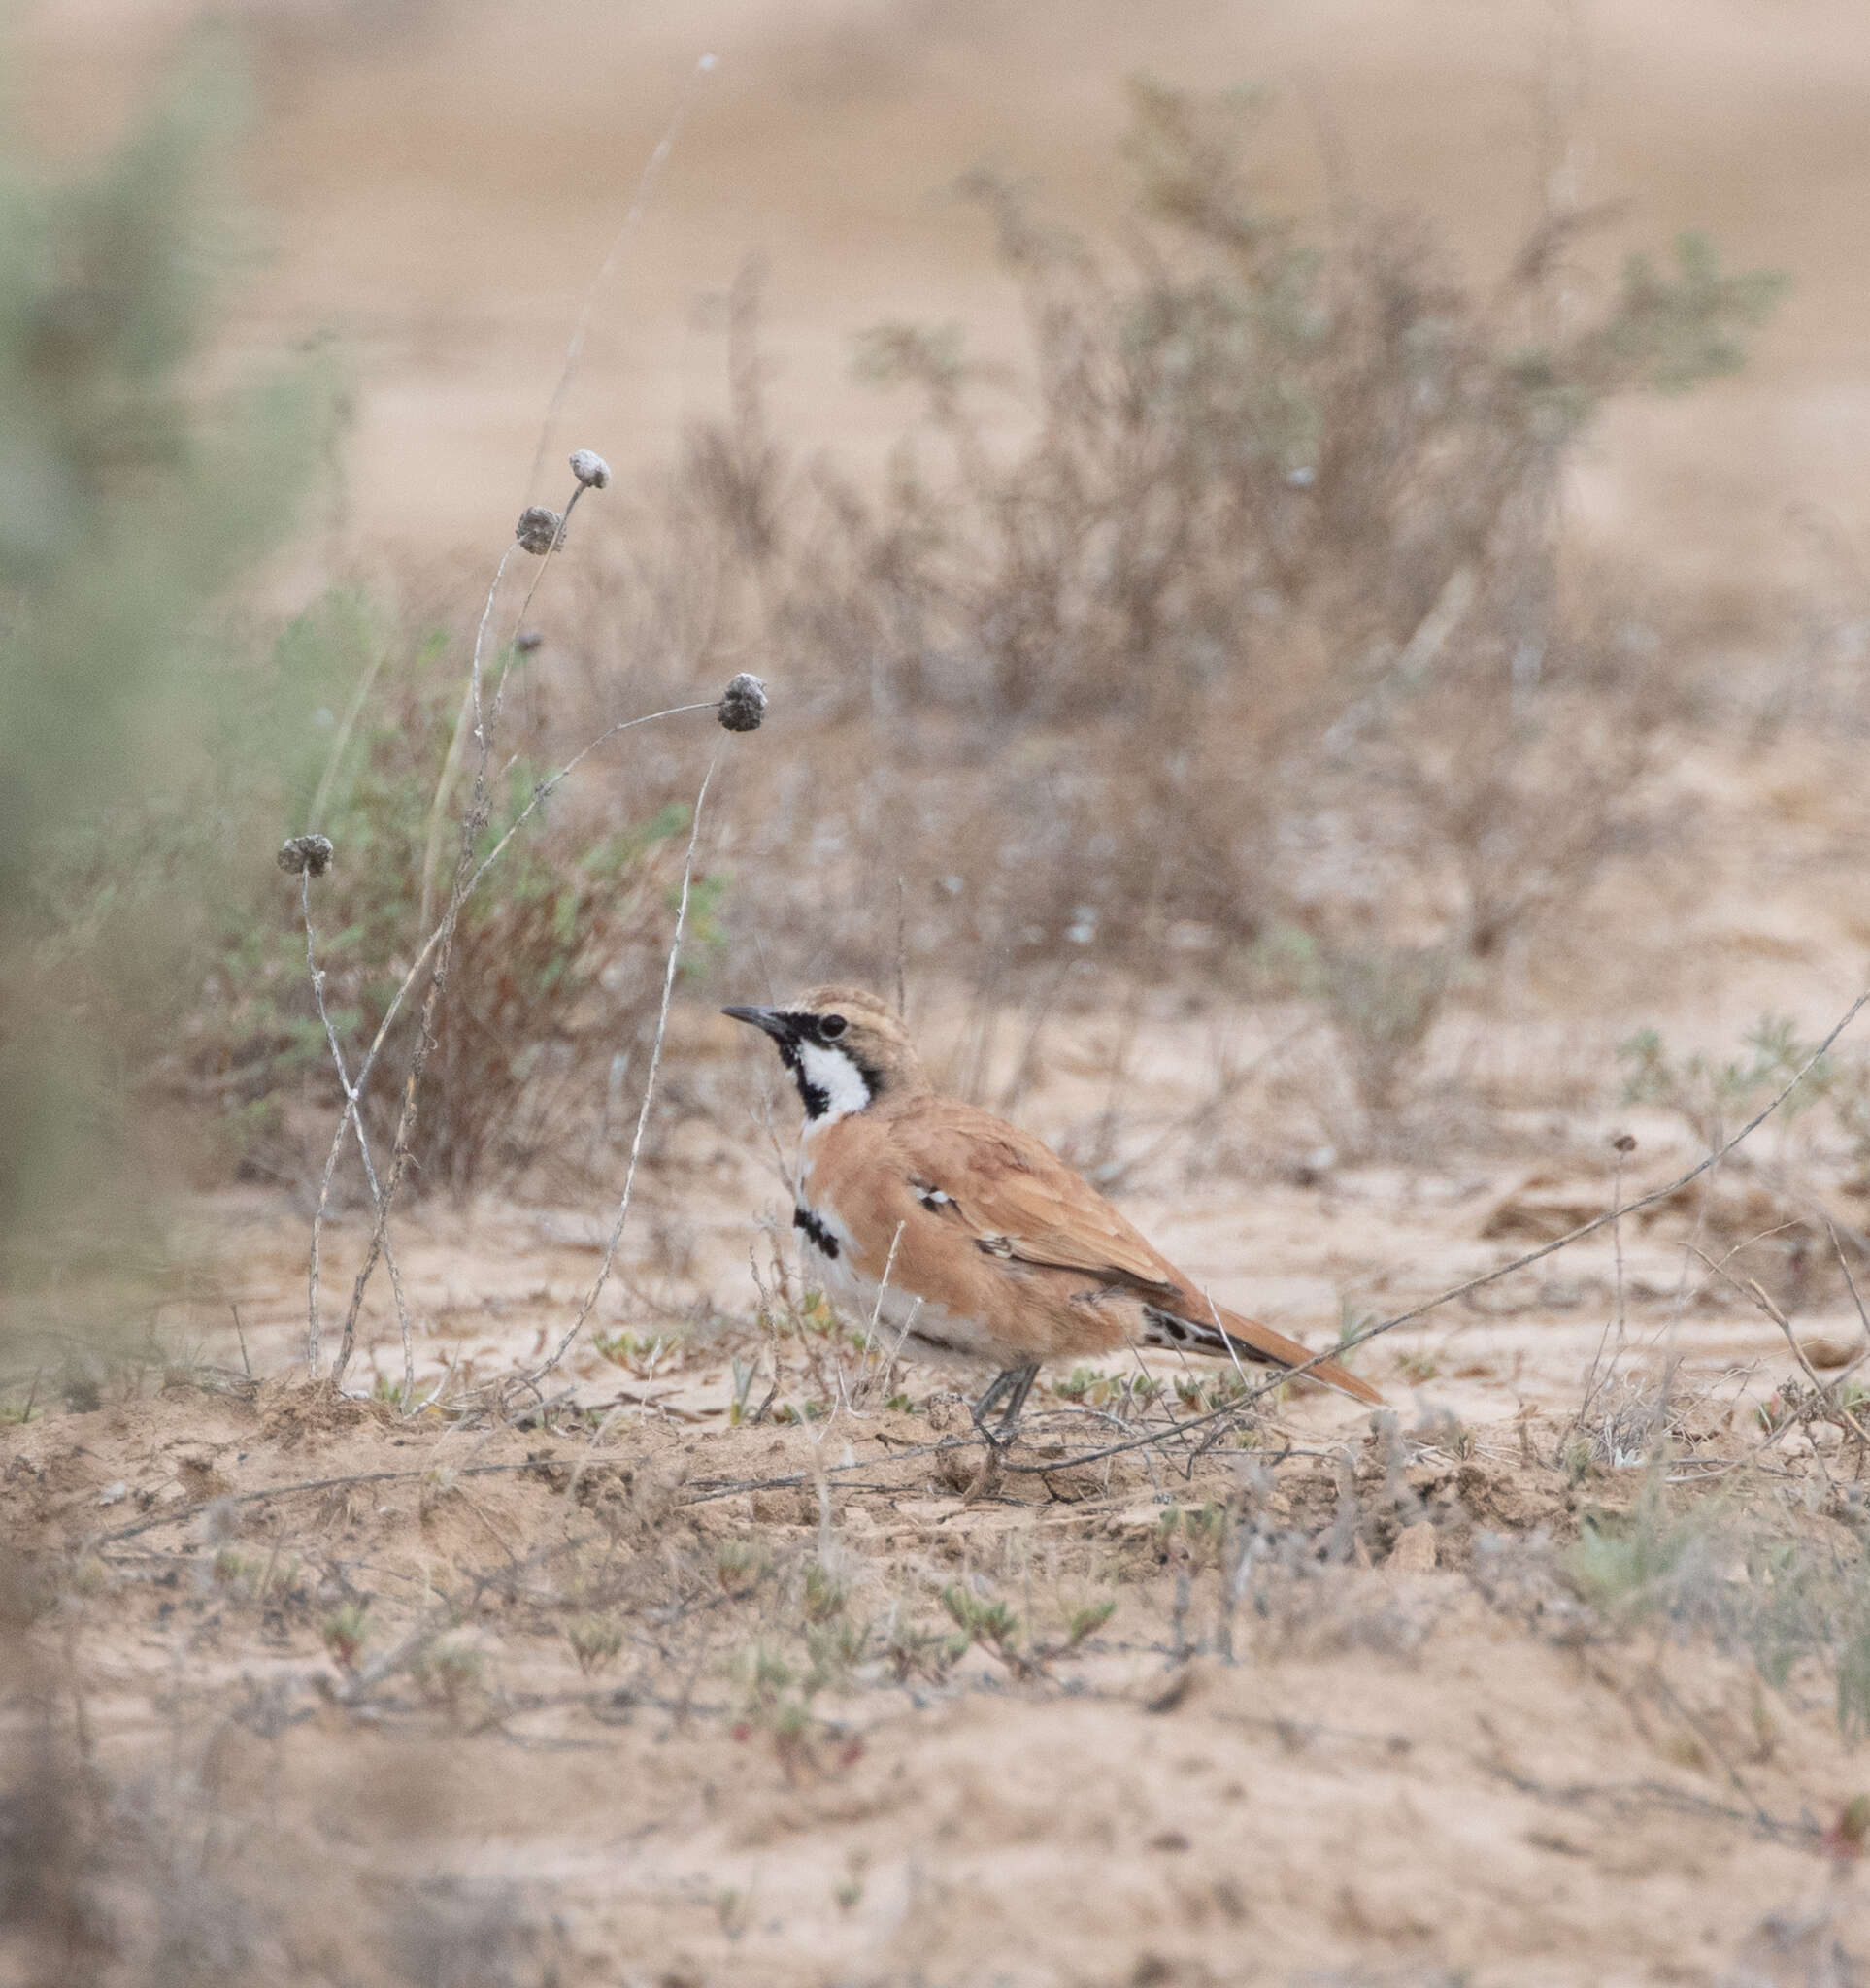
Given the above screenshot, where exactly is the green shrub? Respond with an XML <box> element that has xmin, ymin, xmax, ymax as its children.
<box><xmin>0</xmin><ymin>37</ymin><xmax>333</xmax><ymax>1329</ymax></box>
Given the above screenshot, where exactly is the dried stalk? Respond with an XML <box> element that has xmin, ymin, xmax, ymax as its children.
<box><xmin>306</xmin><ymin>692</ymin><xmax>719</xmax><ymax>1381</ymax></box>
<box><xmin>848</xmin><ymin>1220</ymin><xmax>916</xmax><ymax>1413</ymax></box>
<box><xmin>299</xmin><ymin>871</ymin><xmax>413</xmax><ymax>1397</ymax></box>
<box><xmin>514</xmin><ymin>744</ymin><xmax>722</xmax><ymax>1395</ymax></box>
<box><xmin>417</xmin><ymin>480</ymin><xmax>599</xmax><ymax>929</ymax></box>
<box><xmin>525</xmin><ymin>51</ymin><xmax>718</xmax><ymax>499</ymax></box>
<box><xmin>328</xmin><ymin>525</ymin><xmax>528</xmax><ymax>1384</ymax></box>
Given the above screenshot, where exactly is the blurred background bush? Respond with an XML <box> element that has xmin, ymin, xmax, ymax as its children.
<box><xmin>0</xmin><ymin>40</ymin><xmax>333</xmax><ymax>1340</ymax></box>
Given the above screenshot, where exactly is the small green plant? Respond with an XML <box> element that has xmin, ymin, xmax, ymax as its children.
<box><xmin>802</xmin><ymin>1561</ymin><xmax>847</xmax><ymax>1624</ymax></box>
<box><xmin>941</xmin><ymin>1584</ymin><xmax>1022</xmax><ymax>1664</ymax></box>
<box><xmin>1567</xmin><ymin>1483</ymin><xmax>1698</xmax><ymax>1620</ymax></box>
<box><xmin>321</xmin><ymin>1602</ymin><xmax>371</xmax><ymax>1672</ymax></box>
<box><xmin>592</xmin><ymin>1330</ymin><xmax>675</xmax><ymax>1377</ymax></box>
<box><xmin>804</xmin><ymin>1616</ymin><xmax>870</xmax><ymax>1693</ymax></box>
<box><xmin>749</xmin><ymin>1646</ymin><xmax>793</xmax><ymax>1699</ymax></box>
<box><xmin>884</xmin><ymin>1616</ymin><xmax>969</xmax><ymax>1684</ymax></box>
<box><xmin>728</xmin><ymin>1357</ymin><xmax>758</xmax><ymax>1426</ymax></box>
<box><xmin>834</xmin><ymin>1850</ymin><xmax>869</xmax><ymax>1913</ymax></box>
<box><xmin>940</xmin><ymin>1582</ymin><xmax>1117</xmax><ymax>1678</ymax></box>
<box><xmin>732</xmin><ymin>1641</ymin><xmax>842</xmax><ymax>1771</ymax></box>
<box><xmin>1619</xmin><ymin>1014</ymin><xmax>1832</xmax><ymax>1152</ymax></box>
<box><xmin>717</xmin><ymin>1539</ymin><xmax>766</xmax><ymax>1596</ymax></box>
<box><xmin>1174</xmin><ymin>1371</ymin><xmax>1250</xmax><ymax>1412</ymax></box>
<box><xmin>1156</xmin><ymin>1503</ymin><xmax>1229</xmax><ymax>1569</ymax></box>
<box><xmin>412</xmin><ymin>1640</ymin><xmax>483</xmax><ymax>1717</ymax></box>
<box><xmin>1565</xmin><ymin>1478</ymin><xmax>1870</xmax><ymax>1734</ymax></box>
<box><xmin>212</xmin><ymin>1546</ymin><xmax>260</xmax><ymax>1593</ymax></box>
<box><xmin>1065</xmin><ymin>1600</ymin><xmax>1119</xmax><ymax>1644</ymax></box>
<box><xmin>1053</xmin><ymin>1366</ymin><xmax>1158</xmax><ymax>1408</ymax></box>
<box><xmin>211</xmin><ymin>1543</ymin><xmax>299</xmax><ymax>1601</ymax></box>
<box><xmin>565</xmin><ymin>1613</ymin><xmax>624</xmax><ymax>1676</ymax></box>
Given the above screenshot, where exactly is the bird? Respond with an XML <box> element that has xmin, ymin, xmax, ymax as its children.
<box><xmin>723</xmin><ymin>985</ymin><xmax>1383</xmax><ymax>1436</ymax></box>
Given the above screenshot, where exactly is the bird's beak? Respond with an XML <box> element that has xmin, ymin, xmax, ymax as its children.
<box><xmin>722</xmin><ymin>1004</ymin><xmax>794</xmax><ymax>1044</ymax></box>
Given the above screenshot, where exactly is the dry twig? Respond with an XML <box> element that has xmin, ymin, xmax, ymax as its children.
<box><xmin>511</xmin><ymin>745</ymin><xmax>724</xmax><ymax>1398</ymax></box>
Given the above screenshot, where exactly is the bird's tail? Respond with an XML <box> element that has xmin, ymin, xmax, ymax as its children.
<box><xmin>1141</xmin><ymin>1302</ymin><xmax>1384</xmax><ymax>1408</ymax></box>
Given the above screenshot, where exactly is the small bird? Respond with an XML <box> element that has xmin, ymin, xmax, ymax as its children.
<box><xmin>724</xmin><ymin>986</ymin><xmax>1383</xmax><ymax>1434</ymax></box>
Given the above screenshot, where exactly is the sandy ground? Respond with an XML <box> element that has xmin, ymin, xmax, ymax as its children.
<box><xmin>8</xmin><ymin>961</ymin><xmax>1870</xmax><ymax>1984</ymax></box>
<box><xmin>4</xmin><ymin>1316</ymin><xmax>1866</xmax><ymax>1986</ymax></box>
<box><xmin>8</xmin><ymin>724</ymin><xmax>1870</xmax><ymax>1986</ymax></box>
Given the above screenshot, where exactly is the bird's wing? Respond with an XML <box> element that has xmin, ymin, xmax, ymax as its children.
<box><xmin>885</xmin><ymin>1101</ymin><xmax>1183</xmax><ymax>1296</ymax></box>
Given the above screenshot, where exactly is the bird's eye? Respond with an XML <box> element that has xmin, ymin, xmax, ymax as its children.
<box><xmin>819</xmin><ymin>1014</ymin><xmax>847</xmax><ymax>1040</ymax></box>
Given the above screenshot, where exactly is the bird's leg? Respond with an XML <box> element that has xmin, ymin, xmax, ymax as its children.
<box><xmin>997</xmin><ymin>1361</ymin><xmax>1040</xmax><ymax>1434</ymax></box>
<box><xmin>972</xmin><ymin>1362</ymin><xmax>1041</xmax><ymax>1444</ymax></box>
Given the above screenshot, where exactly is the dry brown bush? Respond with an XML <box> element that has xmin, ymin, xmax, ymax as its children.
<box><xmin>545</xmin><ymin>82</ymin><xmax>1778</xmax><ymax>1047</ymax></box>
<box><xmin>144</xmin><ymin>80</ymin><xmax>1785</xmax><ymax>1202</ymax></box>
<box><xmin>183</xmin><ymin>598</ymin><xmax>714</xmax><ymax>1201</ymax></box>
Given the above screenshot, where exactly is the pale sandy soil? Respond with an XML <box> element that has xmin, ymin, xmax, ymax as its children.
<box><xmin>12</xmin><ymin>725</ymin><xmax>1870</xmax><ymax>1985</ymax></box>
<box><xmin>8</xmin><ymin>949</ymin><xmax>1870</xmax><ymax>1984</ymax></box>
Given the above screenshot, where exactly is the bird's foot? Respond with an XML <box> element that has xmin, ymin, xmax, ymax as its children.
<box><xmin>970</xmin><ymin>1362</ymin><xmax>1041</xmax><ymax>1453</ymax></box>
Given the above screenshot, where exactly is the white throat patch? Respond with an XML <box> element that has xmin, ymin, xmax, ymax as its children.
<box><xmin>797</xmin><ymin>1041</ymin><xmax>873</xmax><ymax>1129</ymax></box>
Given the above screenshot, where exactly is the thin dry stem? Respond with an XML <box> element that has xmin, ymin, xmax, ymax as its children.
<box><xmin>418</xmin><ymin>474</ymin><xmax>592</xmax><ymax>930</ymax></box>
<box><xmin>848</xmin><ymin>1220</ymin><xmax>916</xmax><ymax>1414</ymax></box>
<box><xmin>1737</xmin><ymin>1271</ymin><xmax>1870</xmax><ymax>1448</ymax></box>
<box><xmin>308</xmin><ymin>694</ymin><xmax>718</xmax><ymax>1382</ymax></box>
<box><xmin>330</xmin><ymin>544</ymin><xmax>524</xmax><ymax>1382</ymax></box>
<box><xmin>525</xmin><ymin>53</ymin><xmax>718</xmax><ymax>499</ymax></box>
<box><xmin>307</xmin><ymin>634</ymin><xmax>390</xmax><ymax>835</ymax></box>
<box><xmin>417</xmin><ymin>547</ymin><xmax>517</xmax><ymax>933</ymax></box>
<box><xmin>299</xmin><ymin>872</ymin><xmax>412</xmax><ymax>1394</ymax></box>
<box><xmin>516</xmin><ymin>745</ymin><xmax>722</xmax><ymax>1394</ymax></box>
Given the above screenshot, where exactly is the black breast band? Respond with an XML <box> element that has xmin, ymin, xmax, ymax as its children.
<box><xmin>793</xmin><ymin>1205</ymin><xmax>841</xmax><ymax>1259</ymax></box>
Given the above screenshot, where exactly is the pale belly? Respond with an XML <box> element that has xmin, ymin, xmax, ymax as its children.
<box><xmin>796</xmin><ymin>1211</ymin><xmax>1004</xmax><ymax>1369</ymax></box>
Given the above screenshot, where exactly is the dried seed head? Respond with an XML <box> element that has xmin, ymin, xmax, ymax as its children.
<box><xmin>718</xmin><ymin>672</ymin><xmax>768</xmax><ymax>733</ymax></box>
<box><xmin>1611</xmin><ymin>1132</ymin><xmax>1637</xmax><ymax>1155</ymax></box>
<box><xmin>516</xmin><ymin>506</ymin><xmax>566</xmax><ymax>555</ymax></box>
<box><xmin>569</xmin><ymin>448</ymin><xmax>613</xmax><ymax>490</ymax></box>
<box><xmin>277</xmin><ymin>834</ymin><xmax>335</xmax><ymax>878</ymax></box>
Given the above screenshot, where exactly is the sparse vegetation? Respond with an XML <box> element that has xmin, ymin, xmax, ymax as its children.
<box><xmin>320</xmin><ymin>1601</ymin><xmax>370</xmax><ymax>1672</ymax></box>
<box><xmin>1567</xmin><ymin>1477</ymin><xmax>1870</xmax><ymax>1735</ymax></box>
<box><xmin>564</xmin><ymin>1612</ymin><xmax>624</xmax><ymax>1675</ymax></box>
